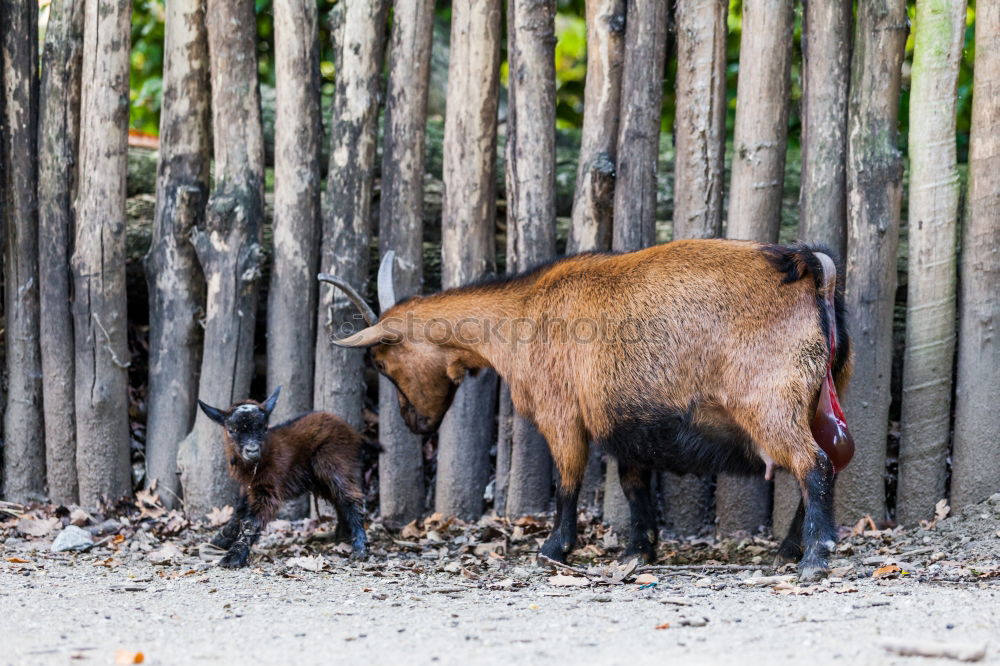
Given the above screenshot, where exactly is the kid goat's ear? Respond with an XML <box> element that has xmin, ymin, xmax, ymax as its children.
<box><xmin>198</xmin><ymin>400</ymin><xmax>227</xmax><ymax>425</ymax></box>
<box><xmin>262</xmin><ymin>386</ymin><xmax>282</xmax><ymax>417</ymax></box>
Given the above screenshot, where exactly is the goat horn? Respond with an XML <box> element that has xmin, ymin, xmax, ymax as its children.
<box><xmin>329</xmin><ymin>324</ymin><xmax>395</xmax><ymax>349</ymax></box>
<box><xmin>377</xmin><ymin>250</ymin><xmax>398</xmax><ymax>314</ymax></box>
<box><xmin>317</xmin><ymin>273</ymin><xmax>378</xmax><ymax>326</ymax></box>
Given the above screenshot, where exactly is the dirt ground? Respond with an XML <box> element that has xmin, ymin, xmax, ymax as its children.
<box><xmin>3</xmin><ymin>493</ymin><xmax>1000</xmax><ymax>666</ymax></box>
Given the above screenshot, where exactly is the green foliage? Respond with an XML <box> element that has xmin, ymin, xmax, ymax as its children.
<box><xmin>121</xmin><ymin>0</ymin><xmax>974</xmax><ymax>164</ymax></box>
<box><xmin>129</xmin><ymin>0</ymin><xmax>164</xmax><ymax>135</ymax></box>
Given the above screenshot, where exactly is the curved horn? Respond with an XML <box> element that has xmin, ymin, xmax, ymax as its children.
<box><xmin>329</xmin><ymin>323</ymin><xmax>400</xmax><ymax>348</ymax></box>
<box><xmin>377</xmin><ymin>250</ymin><xmax>398</xmax><ymax>314</ymax></box>
<box><xmin>317</xmin><ymin>273</ymin><xmax>378</xmax><ymax>326</ymax></box>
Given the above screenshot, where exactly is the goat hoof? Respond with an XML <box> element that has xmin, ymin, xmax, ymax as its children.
<box><xmin>219</xmin><ymin>551</ymin><xmax>249</xmax><ymax>569</ymax></box>
<box><xmin>622</xmin><ymin>547</ymin><xmax>656</xmax><ymax>565</ymax></box>
<box><xmin>538</xmin><ymin>538</ymin><xmax>570</xmax><ymax>566</ymax></box>
<box><xmin>797</xmin><ymin>565</ymin><xmax>829</xmax><ymax>583</ymax></box>
<box><xmin>349</xmin><ymin>547</ymin><xmax>368</xmax><ymax>561</ymax></box>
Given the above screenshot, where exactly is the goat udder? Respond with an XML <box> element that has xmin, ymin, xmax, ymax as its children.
<box><xmin>811</xmin><ymin>370</ymin><xmax>854</xmax><ymax>473</ymax></box>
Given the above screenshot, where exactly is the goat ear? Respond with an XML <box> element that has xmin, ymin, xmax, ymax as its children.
<box><xmin>198</xmin><ymin>400</ymin><xmax>227</xmax><ymax>425</ymax></box>
<box><xmin>262</xmin><ymin>386</ymin><xmax>281</xmax><ymax>416</ymax></box>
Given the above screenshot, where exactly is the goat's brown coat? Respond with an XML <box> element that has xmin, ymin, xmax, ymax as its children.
<box><xmin>371</xmin><ymin>240</ymin><xmax>851</xmax><ymax>487</ymax></box>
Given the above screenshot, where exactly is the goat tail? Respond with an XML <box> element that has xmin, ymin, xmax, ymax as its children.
<box><xmin>761</xmin><ymin>243</ymin><xmax>852</xmax><ymax>393</ymax></box>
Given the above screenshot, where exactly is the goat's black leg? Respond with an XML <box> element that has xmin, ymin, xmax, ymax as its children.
<box><xmin>539</xmin><ymin>433</ymin><xmax>589</xmax><ymax>564</ymax></box>
<box><xmin>219</xmin><ymin>494</ymin><xmax>279</xmax><ymax>569</ymax></box>
<box><xmin>539</xmin><ymin>480</ymin><xmax>581</xmax><ymax>564</ymax></box>
<box><xmin>619</xmin><ymin>462</ymin><xmax>657</xmax><ymax>563</ymax></box>
<box><xmin>333</xmin><ymin>496</ymin><xmax>368</xmax><ymax>559</ymax></box>
<box><xmin>797</xmin><ymin>452</ymin><xmax>837</xmax><ymax>582</ymax></box>
<box><xmin>212</xmin><ymin>494</ymin><xmax>248</xmax><ymax>550</ymax></box>
<box><xmin>775</xmin><ymin>498</ymin><xmax>805</xmax><ymax>565</ymax></box>
<box><xmin>334</xmin><ymin>503</ymin><xmax>351</xmax><ymax>543</ymax></box>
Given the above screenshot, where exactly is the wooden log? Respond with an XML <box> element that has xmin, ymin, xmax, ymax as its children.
<box><xmin>837</xmin><ymin>0</ymin><xmax>907</xmax><ymax>524</ymax></box>
<box><xmin>436</xmin><ymin>0</ymin><xmax>502</xmax><ymax>521</ymax></box>
<box><xmin>72</xmin><ymin>0</ymin><xmax>133</xmax><ymax>507</ymax></box>
<box><xmin>952</xmin><ymin>0</ymin><xmax>1000</xmax><ymax>511</ymax></box>
<box><xmin>144</xmin><ymin>0</ymin><xmax>210</xmax><ymax>509</ymax></box>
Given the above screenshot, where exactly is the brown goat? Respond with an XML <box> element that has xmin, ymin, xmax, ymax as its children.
<box><xmin>321</xmin><ymin>239</ymin><xmax>853</xmax><ymax>580</ymax></box>
<box><xmin>198</xmin><ymin>387</ymin><xmax>369</xmax><ymax>567</ymax></box>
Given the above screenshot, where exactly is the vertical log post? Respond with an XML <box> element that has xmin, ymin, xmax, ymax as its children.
<box><xmin>952</xmin><ymin>1</ymin><xmax>1000</xmax><ymax>511</ymax></box>
<box><xmin>177</xmin><ymin>0</ymin><xmax>265</xmax><ymax>516</ymax></box>
<box><xmin>314</xmin><ymin>0</ymin><xmax>388</xmax><ymax>431</ymax></box>
<box><xmin>503</xmin><ymin>0</ymin><xmax>558</xmax><ymax>517</ymax></box>
<box><xmin>837</xmin><ymin>0</ymin><xmax>907</xmax><ymax>524</ymax></box>
<box><xmin>897</xmin><ymin>0</ymin><xmax>966</xmax><ymax>525</ymax></box>
<box><xmin>436</xmin><ymin>0</ymin><xmax>502</xmax><ymax>521</ymax></box>
<box><xmin>568</xmin><ymin>0</ymin><xmax>626</xmax><ymax>514</ymax></box>
<box><xmin>606</xmin><ymin>0</ymin><xmax>670</xmax><ymax>532</ymax></box>
<box><xmin>38</xmin><ymin>0</ymin><xmax>84</xmax><ymax>506</ymax></box>
<box><xmin>777</xmin><ymin>0</ymin><xmax>852</xmax><ymax>537</ymax></box>
<box><xmin>145</xmin><ymin>0</ymin><xmax>210</xmax><ymax>508</ymax></box>
<box><xmin>378</xmin><ymin>0</ymin><xmax>435</xmax><ymax>525</ymax></box>
<box><xmin>666</xmin><ymin>0</ymin><xmax>728</xmax><ymax>536</ymax></box>
<box><xmin>718</xmin><ymin>0</ymin><xmax>794</xmax><ymax>535</ymax></box>
<box><xmin>72</xmin><ymin>0</ymin><xmax>133</xmax><ymax>507</ymax></box>
<box><xmin>2</xmin><ymin>0</ymin><xmax>45</xmax><ymax>502</ymax></box>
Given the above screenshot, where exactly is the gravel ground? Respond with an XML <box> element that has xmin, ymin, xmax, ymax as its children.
<box><xmin>3</xmin><ymin>494</ymin><xmax>1000</xmax><ymax>666</ymax></box>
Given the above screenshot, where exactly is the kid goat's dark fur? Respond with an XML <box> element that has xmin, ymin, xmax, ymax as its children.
<box><xmin>322</xmin><ymin>239</ymin><xmax>854</xmax><ymax>581</ymax></box>
<box><xmin>198</xmin><ymin>387</ymin><xmax>369</xmax><ymax>568</ymax></box>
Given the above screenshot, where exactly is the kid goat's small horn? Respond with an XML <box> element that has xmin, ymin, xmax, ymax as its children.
<box><xmin>377</xmin><ymin>250</ymin><xmax>398</xmax><ymax>314</ymax></box>
<box><xmin>316</xmin><ymin>272</ymin><xmax>378</xmax><ymax>326</ymax></box>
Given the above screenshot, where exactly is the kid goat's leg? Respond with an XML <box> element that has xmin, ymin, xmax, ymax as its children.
<box><xmin>219</xmin><ymin>494</ymin><xmax>280</xmax><ymax>568</ymax></box>
<box><xmin>212</xmin><ymin>494</ymin><xmax>248</xmax><ymax>550</ymax></box>
<box><xmin>539</xmin><ymin>427</ymin><xmax>589</xmax><ymax>564</ymax></box>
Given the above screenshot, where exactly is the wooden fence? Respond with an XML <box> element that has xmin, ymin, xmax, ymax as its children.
<box><xmin>0</xmin><ymin>0</ymin><xmax>997</xmax><ymax>540</ymax></box>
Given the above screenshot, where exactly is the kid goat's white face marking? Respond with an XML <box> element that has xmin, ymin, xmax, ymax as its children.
<box><xmin>234</xmin><ymin>404</ymin><xmax>259</xmax><ymax>416</ymax></box>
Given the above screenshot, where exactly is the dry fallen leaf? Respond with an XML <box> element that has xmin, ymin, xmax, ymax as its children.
<box><xmin>206</xmin><ymin>505</ymin><xmax>234</xmax><ymax>528</ymax></box>
<box><xmin>287</xmin><ymin>555</ymin><xmax>327</xmax><ymax>572</ymax></box>
<box><xmin>548</xmin><ymin>574</ymin><xmax>590</xmax><ymax>587</ymax></box>
<box><xmin>148</xmin><ymin>543</ymin><xmax>184</xmax><ymax>565</ymax></box>
<box><xmin>114</xmin><ymin>649</ymin><xmax>144</xmax><ymax>664</ymax></box>
<box><xmin>873</xmin><ymin>564</ymin><xmax>902</xmax><ymax>579</ymax></box>
<box><xmin>6</xmin><ymin>557</ymin><xmax>30</xmax><ymax>564</ymax></box>
<box><xmin>935</xmin><ymin>498</ymin><xmax>951</xmax><ymax>522</ymax></box>
<box><xmin>136</xmin><ymin>482</ymin><xmax>166</xmax><ymax>519</ymax></box>
<box><xmin>635</xmin><ymin>573</ymin><xmax>659</xmax><ymax>585</ymax></box>
<box><xmin>655</xmin><ymin>623</ymin><xmax>671</xmax><ymax>630</ymax></box>
<box><xmin>16</xmin><ymin>516</ymin><xmax>60</xmax><ymax>537</ymax></box>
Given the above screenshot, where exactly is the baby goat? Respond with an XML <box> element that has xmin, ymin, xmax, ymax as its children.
<box><xmin>198</xmin><ymin>387</ymin><xmax>370</xmax><ymax>568</ymax></box>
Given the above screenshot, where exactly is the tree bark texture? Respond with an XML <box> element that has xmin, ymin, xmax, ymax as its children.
<box><xmin>952</xmin><ymin>0</ymin><xmax>1000</xmax><ymax>511</ymax></box>
<box><xmin>72</xmin><ymin>0</ymin><xmax>133</xmax><ymax>508</ymax></box>
<box><xmin>797</xmin><ymin>0</ymin><xmax>851</xmax><ymax>259</ymax></box>
<box><xmin>268</xmin><ymin>0</ymin><xmax>321</xmax><ymax>423</ymax></box>
<box><xmin>897</xmin><ymin>0</ymin><xmax>966</xmax><ymax>525</ymax></box>
<box><xmin>37</xmin><ymin>0</ymin><xmax>84</xmax><ymax>506</ymax></box>
<box><xmin>436</xmin><ymin>0</ymin><xmax>501</xmax><ymax>521</ymax></box>
<box><xmin>672</xmin><ymin>0</ymin><xmax>727</xmax><ymax>241</ymax></box>
<box><xmin>177</xmin><ymin>0</ymin><xmax>265</xmax><ymax>516</ymax></box>
<box><xmin>837</xmin><ymin>0</ymin><xmax>907</xmax><ymax>524</ymax></box>
<box><xmin>2</xmin><ymin>0</ymin><xmax>45</xmax><ymax>502</ymax></box>
<box><xmin>611</xmin><ymin>0</ymin><xmax>669</xmax><ymax>252</ymax></box>
<box><xmin>504</xmin><ymin>0</ymin><xmax>558</xmax><ymax>517</ymax></box>
<box><xmin>144</xmin><ymin>0</ymin><xmax>209</xmax><ymax>508</ymax></box>
<box><xmin>567</xmin><ymin>0</ymin><xmax>624</xmax><ymax>254</ymax></box>
<box><xmin>314</xmin><ymin>0</ymin><xmax>387</xmax><ymax>433</ymax></box>
<box><xmin>726</xmin><ymin>0</ymin><xmax>793</xmax><ymax>242</ymax></box>
<box><xmin>376</xmin><ymin>0</ymin><xmax>435</xmax><ymax>526</ymax></box>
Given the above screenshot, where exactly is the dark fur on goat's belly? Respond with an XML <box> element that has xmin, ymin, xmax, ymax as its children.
<box><xmin>597</xmin><ymin>403</ymin><xmax>765</xmax><ymax>476</ymax></box>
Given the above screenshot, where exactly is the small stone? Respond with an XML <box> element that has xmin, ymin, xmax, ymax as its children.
<box><xmin>51</xmin><ymin>526</ymin><xmax>94</xmax><ymax>553</ymax></box>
